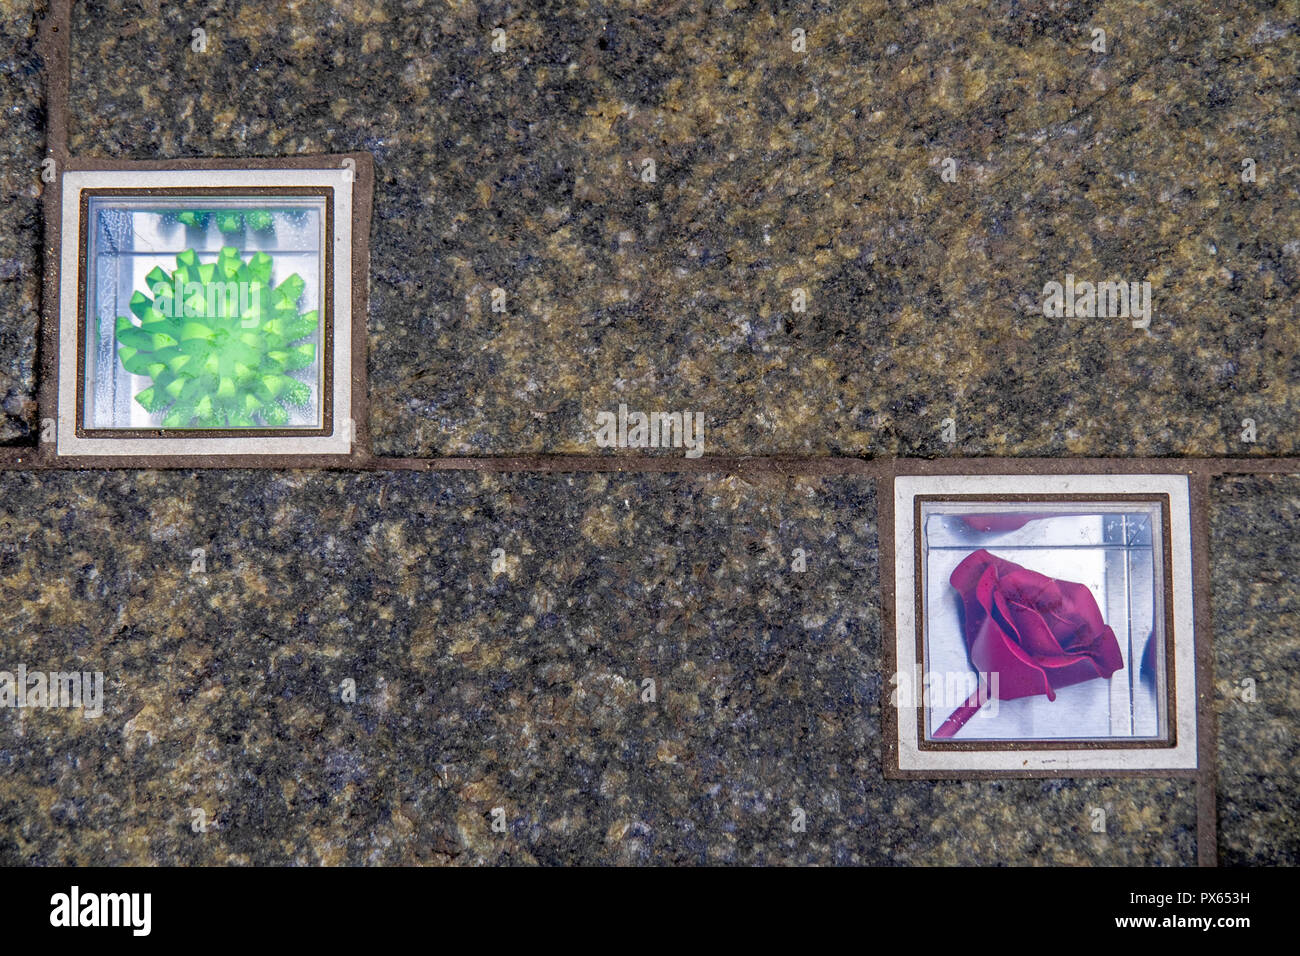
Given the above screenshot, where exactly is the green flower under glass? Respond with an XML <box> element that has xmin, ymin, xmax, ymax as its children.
<box><xmin>115</xmin><ymin>246</ymin><xmax>318</xmax><ymax>428</ymax></box>
<box><xmin>175</xmin><ymin>209</ymin><xmax>275</xmax><ymax>233</ymax></box>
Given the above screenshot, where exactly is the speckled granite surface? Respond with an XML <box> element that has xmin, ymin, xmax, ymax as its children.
<box><xmin>0</xmin><ymin>471</ymin><xmax>1195</xmax><ymax>864</ymax></box>
<box><xmin>2</xmin><ymin>0</ymin><xmax>1294</xmax><ymax>867</ymax></box>
<box><xmin>0</xmin><ymin>0</ymin><xmax>45</xmax><ymax>443</ymax></box>
<box><xmin>63</xmin><ymin>0</ymin><xmax>1298</xmax><ymax>458</ymax></box>
<box><xmin>1211</xmin><ymin>476</ymin><xmax>1300</xmax><ymax>866</ymax></box>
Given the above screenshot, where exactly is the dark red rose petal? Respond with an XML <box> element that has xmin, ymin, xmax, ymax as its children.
<box><xmin>948</xmin><ymin>549</ymin><xmax>1125</xmax><ymax>701</ymax></box>
<box><xmin>963</xmin><ymin>565</ymin><xmax>1055</xmax><ymax>701</ymax></box>
<box><xmin>1004</xmin><ymin>599</ymin><xmax>1069</xmax><ymax>658</ymax></box>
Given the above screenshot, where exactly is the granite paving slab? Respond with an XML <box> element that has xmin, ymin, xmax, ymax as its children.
<box><xmin>0</xmin><ymin>0</ymin><xmax>47</xmax><ymax>444</ymax></box>
<box><xmin>0</xmin><ymin>469</ymin><xmax>1195</xmax><ymax>864</ymax></box>
<box><xmin>65</xmin><ymin>1</ymin><xmax>1299</xmax><ymax>458</ymax></box>
<box><xmin>1210</xmin><ymin>475</ymin><xmax>1300</xmax><ymax>866</ymax></box>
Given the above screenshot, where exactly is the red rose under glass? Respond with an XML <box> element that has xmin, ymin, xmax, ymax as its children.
<box><xmin>933</xmin><ymin>549</ymin><xmax>1125</xmax><ymax>738</ymax></box>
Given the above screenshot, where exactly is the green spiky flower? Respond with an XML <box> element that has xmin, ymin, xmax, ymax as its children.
<box><xmin>175</xmin><ymin>209</ymin><xmax>275</xmax><ymax>232</ymax></box>
<box><xmin>115</xmin><ymin>246</ymin><xmax>318</xmax><ymax>428</ymax></box>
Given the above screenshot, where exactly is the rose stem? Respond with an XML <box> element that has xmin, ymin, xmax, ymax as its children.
<box><xmin>932</xmin><ymin>689</ymin><xmax>985</xmax><ymax>739</ymax></box>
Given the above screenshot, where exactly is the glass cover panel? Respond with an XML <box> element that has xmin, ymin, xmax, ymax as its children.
<box><xmin>83</xmin><ymin>195</ymin><xmax>326</xmax><ymax>430</ymax></box>
<box><xmin>919</xmin><ymin>501</ymin><xmax>1168</xmax><ymax>742</ymax></box>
